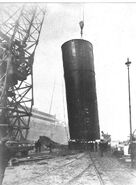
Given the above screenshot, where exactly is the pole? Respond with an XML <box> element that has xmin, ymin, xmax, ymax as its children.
<box><xmin>125</xmin><ymin>58</ymin><xmax>133</xmax><ymax>168</ymax></box>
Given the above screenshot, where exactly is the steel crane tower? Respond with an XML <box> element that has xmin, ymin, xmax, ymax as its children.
<box><xmin>0</xmin><ymin>3</ymin><xmax>45</xmax><ymax>184</ymax></box>
<box><xmin>0</xmin><ymin>4</ymin><xmax>45</xmax><ymax>141</ymax></box>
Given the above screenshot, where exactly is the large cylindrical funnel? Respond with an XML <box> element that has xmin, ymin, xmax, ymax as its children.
<box><xmin>61</xmin><ymin>39</ymin><xmax>100</xmax><ymax>141</ymax></box>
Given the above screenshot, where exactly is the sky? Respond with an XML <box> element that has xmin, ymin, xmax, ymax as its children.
<box><xmin>6</xmin><ymin>2</ymin><xmax>136</xmax><ymax>141</ymax></box>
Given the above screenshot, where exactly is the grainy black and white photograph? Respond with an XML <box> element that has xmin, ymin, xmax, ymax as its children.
<box><xmin>1</xmin><ymin>1</ymin><xmax>136</xmax><ymax>184</ymax></box>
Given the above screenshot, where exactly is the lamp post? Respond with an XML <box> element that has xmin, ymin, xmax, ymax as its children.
<box><xmin>125</xmin><ymin>58</ymin><xmax>133</xmax><ymax>168</ymax></box>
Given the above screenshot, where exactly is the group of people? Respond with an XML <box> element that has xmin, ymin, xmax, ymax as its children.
<box><xmin>99</xmin><ymin>140</ymin><xmax>109</xmax><ymax>156</ymax></box>
<box><xmin>88</xmin><ymin>141</ymin><xmax>98</xmax><ymax>152</ymax></box>
<box><xmin>34</xmin><ymin>137</ymin><xmax>109</xmax><ymax>156</ymax></box>
<box><xmin>89</xmin><ymin>140</ymin><xmax>110</xmax><ymax>156</ymax></box>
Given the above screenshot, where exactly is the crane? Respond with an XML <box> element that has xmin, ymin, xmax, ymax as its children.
<box><xmin>0</xmin><ymin>3</ymin><xmax>45</xmax><ymax>184</ymax></box>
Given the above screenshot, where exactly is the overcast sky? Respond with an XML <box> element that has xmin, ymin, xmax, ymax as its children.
<box><xmin>29</xmin><ymin>2</ymin><xmax>136</xmax><ymax>141</ymax></box>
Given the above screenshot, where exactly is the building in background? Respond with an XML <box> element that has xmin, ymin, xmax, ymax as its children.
<box><xmin>27</xmin><ymin>108</ymin><xmax>69</xmax><ymax>145</ymax></box>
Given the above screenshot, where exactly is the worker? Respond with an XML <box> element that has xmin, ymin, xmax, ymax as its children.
<box><xmin>90</xmin><ymin>141</ymin><xmax>94</xmax><ymax>152</ymax></box>
<box><xmin>94</xmin><ymin>141</ymin><xmax>98</xmax><ymax>152</ymax></box>
<box><xmin>34</xmin><ymin>141</ymin><xmax>38</xmax><ymax>153</ymax></box>
<box><xmin>37</xmin><ymin>139</ymin><xmax>41</xmax><ymax>153</ymax></box>
<box><xmin>0</xmin><ymin>140</ymin><xmax>11</xmax><ymax>185</ymax></box>
<box><xmin>99</xmin><ymin>140</ymin><xmax>105</xmax><ymax>157</ymax></box>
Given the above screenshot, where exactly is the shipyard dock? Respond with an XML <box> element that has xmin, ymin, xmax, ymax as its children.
<box><xmin>2</xmin><ymin>149</ymin><xmax>136</xmax><ymax>185</ymax></box>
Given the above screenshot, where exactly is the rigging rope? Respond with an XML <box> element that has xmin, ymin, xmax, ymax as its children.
<box><xmin>49</xmin><ymin>78</ymin><xmax>56</xmax><ymax>114</ymax></box>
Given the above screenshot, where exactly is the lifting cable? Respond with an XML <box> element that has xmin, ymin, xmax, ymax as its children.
<box><xmin>49</xmin><ymin>77</ymin><xmax>56</xmax><ymax>115</ymax></box>
<box><xmin>79</xmin><ymin>4</ymin><xmax>84</xmax><ymax>38</ymax></box>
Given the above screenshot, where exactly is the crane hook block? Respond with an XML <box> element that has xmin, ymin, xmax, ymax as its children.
<box><xmin>79</xmin><ymin>21</ymin><xmax>84</xmax><ymax>38</ymax></box>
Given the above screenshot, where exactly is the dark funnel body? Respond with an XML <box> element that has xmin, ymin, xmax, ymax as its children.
<box><xmin>61</xmin><ymin>39</ymin><xmax>100</xmax><ymax>141</ymax></box>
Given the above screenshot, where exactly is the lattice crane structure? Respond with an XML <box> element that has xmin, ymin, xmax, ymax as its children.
<box><xmin>0</xmin><ymin>4</ymin><xmax>45</xmax><ymax>142</ymax></box>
